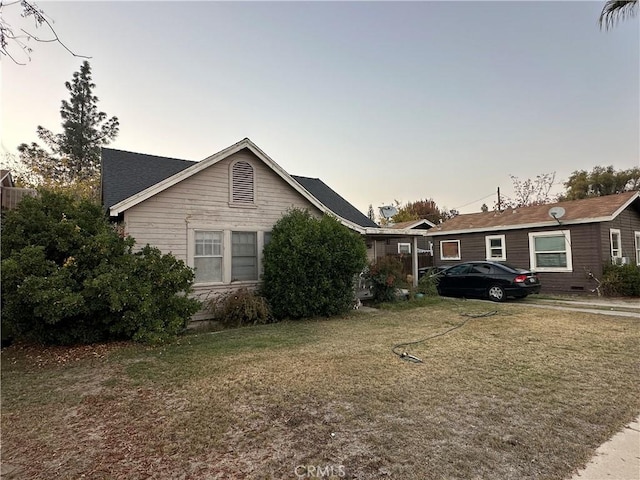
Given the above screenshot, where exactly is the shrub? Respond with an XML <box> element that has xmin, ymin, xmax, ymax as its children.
<box><xmin>366</xmin><ymin>256</ymin><xmax>405</xmax><ymax>303</ymax></box>
<box><xmin>417</xmin><ymin>270</ymin><xmax>440</xmax><ymax>297</ymax></box>
<box><xmin>206</xmin><ymin>288</ymin><xmax>272</xmax><ymax>328</ymax></box>
<box><xmin>600</xmin><ymin>264</ymin><xmax>640</xmax><ymax>297</ymax></box>
<box><xmin>261</xmin><ymin>209</ymin><xmax>368</xmax><ymax>319</ymax></box>
<box><xmin>1</xmin><ymin>190</ymin><xmax>201</xmax><ymax>345</ymax></box>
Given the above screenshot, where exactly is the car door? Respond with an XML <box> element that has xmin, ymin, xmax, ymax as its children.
<box><xmin>467</xmin><ymin>263</ymin><xmax>493</xmax><ymax>297</ymax></box>
<box><xmin>439</xmin><ymin>264</ymin><xmax>471</xmax><ymax>296</ymax></box>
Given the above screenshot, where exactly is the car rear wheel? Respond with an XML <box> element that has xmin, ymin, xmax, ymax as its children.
<box><xmin>488</xmin><ymin>285</ymin><xmax>506</xmax><ymax>302</ymax></box>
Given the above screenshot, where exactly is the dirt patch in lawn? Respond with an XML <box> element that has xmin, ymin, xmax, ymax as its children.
<box><xmin>2</xmin><ymin>301</ymin><xmax>639</xmax><ymax>479</ymax></box>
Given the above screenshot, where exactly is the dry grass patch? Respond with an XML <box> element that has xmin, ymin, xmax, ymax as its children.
<box><xmin>2</xmin><ymin>300</ymin><xmax>639</xmax><ymax>479</ymax></box>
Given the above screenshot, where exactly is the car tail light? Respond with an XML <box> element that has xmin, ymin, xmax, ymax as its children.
<box><xmin>514</xmin><ymin>275</ymin><xmax>527</xmax><ymax>283</ymax></box>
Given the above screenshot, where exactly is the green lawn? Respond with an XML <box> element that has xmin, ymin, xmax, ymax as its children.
<box><xmin>2</xmin><ymin>299</ymin><xmax>639</xmax><ymax>479</ymax></box>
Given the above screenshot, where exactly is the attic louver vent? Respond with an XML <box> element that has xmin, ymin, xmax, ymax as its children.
<box><xmin>232</xmin><ymin>161</ymin><xmax>254</xmax><ymax>204</ymax></box>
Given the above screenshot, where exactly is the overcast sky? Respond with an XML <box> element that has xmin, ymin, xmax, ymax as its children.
<box><xmin>2</xmin><ymin>1</ymin><xmax>638</xmax><ymax>215</ymax></box>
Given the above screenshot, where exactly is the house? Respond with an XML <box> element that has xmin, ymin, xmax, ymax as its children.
<box><xmin>388</xmin><ymin>219</ymin><xmax>436</xmax><ymax>254</ymax></box>
<box><xmin>0</xmin><ymin>170</ymin><xmax>37</xmax><ymax>210</ymax></box>
<box><xmin>101</xmin><ymin>138</ymin><xmax>428</xmax><ymax>313</ymax></box>
<box><xmin>427</xmin><ymin>191</ymin><xmax>640</xmax><ymax>294</ymax></box>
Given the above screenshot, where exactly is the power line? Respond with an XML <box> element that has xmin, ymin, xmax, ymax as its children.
<box><xmin>453</xmin><ymin>192</ymin><xmax>496</xmax><ymax>211</ymax></box>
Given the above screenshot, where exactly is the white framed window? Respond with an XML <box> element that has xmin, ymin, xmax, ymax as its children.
<box><xmin>194</xmin><ymin>230</ymin><xmax>223</xmax><ymax>283</ymax></box>
<box><xmin>232</xmin><ymin>231</ymin><xmax>258</xmax><ymax>281</ymax></box>
<box><xmin>230</xmin><ymin>160</ymin><xmax>255</xmax><ymax>205</ymax></box>
<box><xmin>398</xmin><ymin>243</ymin><xmax>411</xmax><ymax>254</ymax></box>
<box><xmin>610</xmin><ymin>229</ymin><xmax>622</xmax><ymax>260</ymax></box>
<box><xmin>528</xmin><ymin>230</ymin><xmax>572</xmax><ymax>272</ymax></box>
<box><xmin>485</xmin><ymin>234</ymin><xmax>506</xmax><ymax>261</ymax></box>
<box><xmin>440</xmin><ymin>240</ymin><xmax>461</xmax><ymax>260</ymax></box>
<box><xmin>634</xmin><ymin>231</ymin><xmax>640</xmax><ymax>266</ymax></box>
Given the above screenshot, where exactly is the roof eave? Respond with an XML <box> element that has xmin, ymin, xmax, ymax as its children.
<box><xmin>109</xmin><ymin>138</ymin><xmax>332</xmax><ymax>218</ymax></box>
<box><xmin>426</xmin><ymin>216</ymin><xmax>621</xmax><ymax>236</ymax></box>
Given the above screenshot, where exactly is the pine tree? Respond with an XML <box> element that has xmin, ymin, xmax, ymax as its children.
<box><xmin>18</xmin><ymin>61</ymin><xmax>119</xmax><ymax>189</ymax></box>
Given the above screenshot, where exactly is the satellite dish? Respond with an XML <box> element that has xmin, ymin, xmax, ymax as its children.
<box><xmin>379</xmin><ymin>205</ymin><xmax>398</xmax><ymax>219</ymax></box>
<box><xmin>548</xmin><ymin>206</ymin><xmax>566</xmax><ymax>220</ymax></box>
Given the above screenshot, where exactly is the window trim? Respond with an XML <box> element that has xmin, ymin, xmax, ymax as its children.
<box><xmin>192</xmin><ymin>229</ymin><xmax>224</xmax><ymax>285</ymax></box>
<box><xmin>440</xmin><ymin>239</ymin><xmax>461</xmax><ymax>261</ymax></box>
<box><xmin>188</xmin><ymin>225</ymin><xmax>271</xmax><ymax>285</ymax></box>
<box><xmin>485</xmin><ymin>234</ymin><xmax>506</xmax><ymax>261</ymax></box>
<box><xmin>231</xmin><ymin>230</ymin><xmax>258</xmax><ymax>282</ymax></box>
<box><xmin>610</xmin><ymin>228</ymin><xmax>622</xmax><ymax>260</ymax></box>
<box><xmin>528</xmin><ymin>230</ymin><xmax>572</xmax><ymax>272</ymax></box>
<box><xmin>634</xmin><ymin>231</ymin><xmax>640</xmax><ymax>266</ymax></box>
<box><xmin>398</xmin><ymin>242</ymin><xmax>411</xmax><ymax>255</ymax></box>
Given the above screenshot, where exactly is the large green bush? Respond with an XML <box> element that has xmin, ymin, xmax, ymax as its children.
<box><xmin>600</xmin><ymin>264</ymin><xmax>640</xmax><ymax>297</ymax></box>
<box><xmin>261</xmin><ymin>209</ymin><xmax>367</xmax><ymax>319</ymax></box>
<box><xmin>1</xmin><ymin>190</ymin><xmax>201</xmax><ymax>344</ymax></box>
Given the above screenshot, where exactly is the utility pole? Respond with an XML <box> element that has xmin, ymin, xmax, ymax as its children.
<box><xmin>497</xmin><ymin>187</ymin><xmax>502</xmax><ymax>211</ymax></box>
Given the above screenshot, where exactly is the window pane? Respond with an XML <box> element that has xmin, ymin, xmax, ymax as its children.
<box><xmin>490</xmin><ymin>238</ymin><xmax>501</xmax><ymax>248</ymax></box>
<box><xmin>194</xmin><ymin>257</ymin><xmax>222</xmax><ymax>282</ymax></box>
<box><xmin>534</xmin><ymin>236</ymin><xmax>565</xmax><ymax>252</ymax></box>
<box><xmin>442</xmin><ymin>241</ymin><xmax>459</xmax><ymax>258</ymax></box>
<box><xmin>195</xmin><ymin>231</ymin><xmax>222</xmax><ymax>256</ymax></box>
<box><xmin>536</xmin><ymin>252</ymin><xmax>567</xmax><ymax>268</ymax></box>
<box><xmin>232</xmin><ymin>232</ymin><xmax>257</xmax><ymax>281</ymax></box>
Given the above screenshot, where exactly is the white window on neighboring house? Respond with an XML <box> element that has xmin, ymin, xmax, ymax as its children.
<box><xmin>440</xmin><ymin>240</ymin><xmax>461</xmax><ymax>260</ymax></box>
<box><xmin>485</xmin><ymin>234</ymin><xmax>506</xmax><ymax>261</ymax></box>
<box><xmin>231</xmin><ymin>160</ymin><xmax>255</xmax><ymax>205</ymax></box>
<box><xmin>528</xmin><ymin>230</ymin><xmax>572</xmax><ymax>272</ymax></box>
<box><xmin>398</xmin><ymin>243</ymin><xmax>411</xmax><ymax>254</ymax></box>
<box><xmin>194</xmin><ymin>230</ymin><xmax>223</xmax><ymax>283</ymax></box>
<box><xmin>634</xmin><ymin>231</ymin><xmax>640</xmax><ymax>266</ymax></box>
<box><xmin>610</xmin><ymin>229</ymin><xmax>622</xmax><ymax>261</ymax></box>
<box><xmin>232</xmin><ymin>231</ymin><xmax>258</xmax><ymax>281</ymax></box>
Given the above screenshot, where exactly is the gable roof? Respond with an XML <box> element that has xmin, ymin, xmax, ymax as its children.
<box><xmin>428</xmin><ymin>191</ymin><xmax>640</xmax><ymax>236</ymax></box>
<box><xmin>102</xmin><ymin>138</ymin><xmax>424</xmax><ymax>237</ymax></box>
<box><xmin>291</xmin><ymin>175</ymin><xmax>378</xmax><ymax>228</ymax></box>
<box><xmin>389</xmin><ymin>219</ymin><xmax>436</xmax><ymax>230</ymax></box>
<box><xmin>101</xmin><ymin>149</ymin><xmax>195</xmax><ymax>209</ymax></box>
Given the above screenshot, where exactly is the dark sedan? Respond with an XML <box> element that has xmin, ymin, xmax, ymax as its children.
<box><xmin>434</xmin><ymin>261</ymin><xmax>541</xmax><ymax>302</ymax></box>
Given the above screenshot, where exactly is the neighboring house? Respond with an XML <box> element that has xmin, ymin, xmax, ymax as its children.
<box><xmin>0</xmin><ymin>170</ymin><xmax>37</xmax><ymax>210</ymax></box>
<box><xmin>427</xmin><ymin>191</ymin><xmax>640</xmax><ymax>294</ymax></box>
<box><xmin>101</xmin><ymin>138</ymin><xmax>427</xmax><ymax>316</ymax></box>
<box><xmin>388</xmin><ymin>219</ymin><xmax>436</xmax><ymax>254</ymax></box>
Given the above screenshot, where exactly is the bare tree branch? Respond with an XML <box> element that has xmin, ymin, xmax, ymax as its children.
<box><xmin>0</xmin><ymin>0</ymin><xmax>90</xmax><ymax>64</ymax></box>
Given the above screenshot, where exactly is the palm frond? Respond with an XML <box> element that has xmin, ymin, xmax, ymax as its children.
<box><xmin>599</xmin><ymin>0</ymin><xmax>639</xmax><ymax>30</ymax></box>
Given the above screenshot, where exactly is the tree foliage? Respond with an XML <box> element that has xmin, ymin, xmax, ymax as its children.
<box><xmin>1</xmin><ymin>190</ymin><xmax>200</xmax><ymax>345</ymax></box>
<box><xmin>392</xmin><ymin>198</ymin><xmax>445</xmax><ymax>224</ymax></box>
<box><xmin>599</xmin><ymin>0</ymin><xmax>638</xmax><ymax>30</ymax></box>
<box><xmin>561</xmin><ymin>166</ymin><xmax>640</xmax><ymax>200</ymax></box>
<box><xmin>261</xmin><ymin>209</ymin><xmax>367</xmax><ymax>319</ymax></box>
<box><xmin>17</xmin><ymin>61</ymin><xmax>118</xmax><ymax>194</ymax></box>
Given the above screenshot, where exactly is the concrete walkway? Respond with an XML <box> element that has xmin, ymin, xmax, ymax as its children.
<box><xmin>527</xmin><ymin>298</ymin><xmax>640</xmax><ymax>319</ymax></box>
<box><xmin>569</xmin><ymin>416</ymin><xmax>640</xmax><ymax>480</ymax></box>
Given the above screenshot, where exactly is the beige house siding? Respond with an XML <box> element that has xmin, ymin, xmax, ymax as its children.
<box><xmin>120</xmin><ymin>150</ymin><xmax>323</xmax><ymax>319</ymax></box>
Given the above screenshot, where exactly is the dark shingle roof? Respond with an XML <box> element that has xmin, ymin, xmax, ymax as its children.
<box><xmin>101</xmin><ymin>148</ymin><xmax>378</xmax><ymax>229</ymax></box>
<box><xmin>291</xmin><ymin>176</ymin><xmax>379</xmax><ymax>228</ymax></box>
<box><xmin>101</xmin><ymin>148</ymin><xmax>195</xmax><ymax>209</ymax></box>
